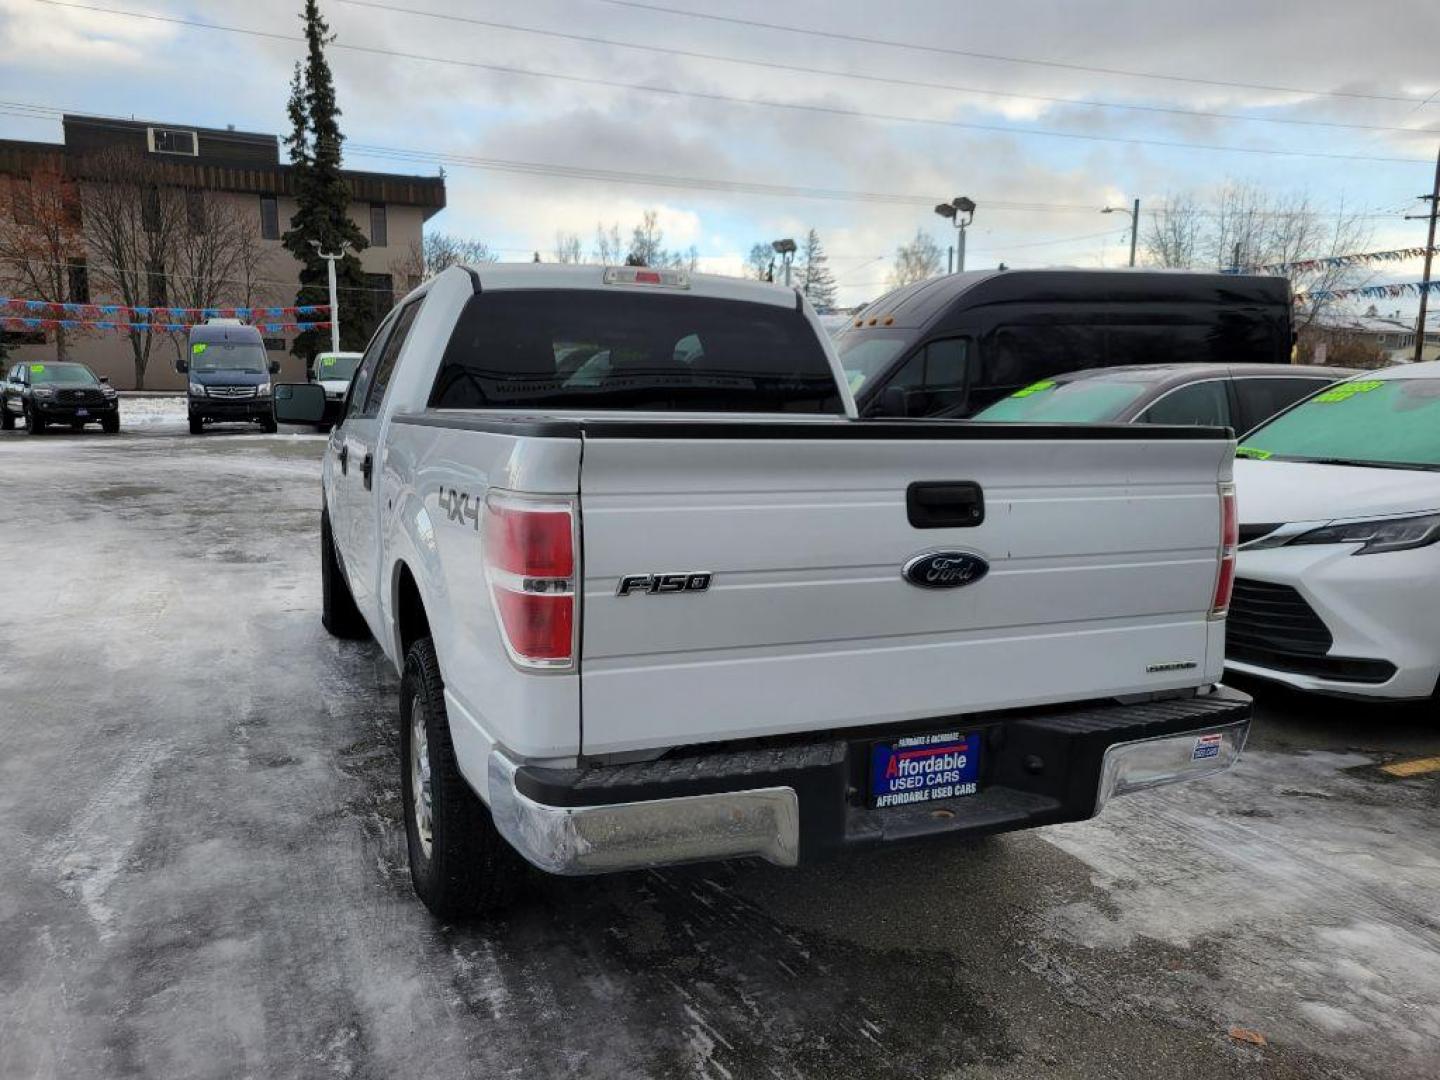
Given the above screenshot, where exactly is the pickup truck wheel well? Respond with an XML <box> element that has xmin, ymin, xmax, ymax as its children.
<box><xmin>395</xmin><ymin>563</ymin><xmax>431</xmax><ymax>658</ymax></box>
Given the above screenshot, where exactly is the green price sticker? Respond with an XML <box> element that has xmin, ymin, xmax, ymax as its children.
<box><xmin>30</xmin><ymin>364</ymin><xmax>45</xmax><ymax>372</ymax></box>
<box><xmin>1235</xmin><ymin>447</ymin><xmax>1272</xmax><ymax>460</ymax></box>
<box><xmin>1315</xmin><ymin>379</ymin><xmax>1383</xmax><ymax>403</ymax></box>
<box><xmin>191</xmin><ymin>342</ymin><xmax>208</xmax><ymax>355</ymax></box>
<box><xmin>322</xmin><ymin>356</ymin><xmax>337</xmax><ymax>367</ymax></box>
<box><xmin>1010</xmin><ymin>379</ymin><xmax>1056</xmax><ymax>399</ymax></box>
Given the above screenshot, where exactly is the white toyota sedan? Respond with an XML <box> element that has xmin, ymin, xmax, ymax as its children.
<box><xmin>1228</xmin><ymin>361</ymin><xmax>1440</xmax><ymax>699</ymax></box>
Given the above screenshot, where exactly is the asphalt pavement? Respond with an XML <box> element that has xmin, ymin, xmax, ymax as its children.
<box><xmin>2</xmin><ymin>415</ymin><xmax>1437</xmax><ymax>1080</ymax></box>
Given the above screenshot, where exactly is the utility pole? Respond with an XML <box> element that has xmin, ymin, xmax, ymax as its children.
<box><xmin>1102</xmin><ymin>199</ymin><xmax>1141</xmax><ymax>267</ymax></box>
<box><xmin>1413</xmin><ymin>144</ymin><xmax>1440</xmax><ymax>364</ymax></box>
<box><xmin>309</xmin><ymin>241</ymin><xmax>348</xmax><ymax>355</ymax></box>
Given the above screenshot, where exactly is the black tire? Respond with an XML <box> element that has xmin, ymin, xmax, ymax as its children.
<box><xmin>260</xmin><ymin>416</ymin><xmax>278</xmax><ymax>434</ymax></box>
<box><xmin>102</xmin><ymin>415</ymin><xmax>120</xmax><ymax>434</ymax></box>
<box><xmin>1</xmin><ymin>406</ymin><xmax>14</xmax><ymax>431</ymax></box>
<box><xmin>401</xmin><ymin>637</ymin><xmax>523</xmax><ymax>918</ymax></box>
<box><xmin>320</xmin><ymin>507</ymin><xmax>368</xmax><ymax>640</ymax></box>
<box><xmin>26</xmin><ymin>406</ymin><xmax>45</xmax><ymax>435</ymax></box>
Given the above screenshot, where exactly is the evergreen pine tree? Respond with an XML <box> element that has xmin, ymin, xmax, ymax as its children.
<box><xmin>282</xmin><ymin>0</ymin><xmax>371</xmax><ymax>360</ymax></box>
<box><xmin>797</xmin><ymin>228</ymin><xmax>837</xmax><ymax>310</ymax></box>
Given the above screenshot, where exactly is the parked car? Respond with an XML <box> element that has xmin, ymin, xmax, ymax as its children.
<box><xmin>1</xmin><ymin>360</ymin><xmax>120</xmax><ymax>434</ymax></box>
<box><xmin>176</xmin><ymin>322</ymin><xmax>279</xmax><ymax>434</ymax></box>
<box><xmin>971</xmin><ymin>363</ymin><xmax>1354</xmax><ymax>431</ymax></box>
<box><xmin>836</xmin><ymin>269</ymin><xmax>1294</xmax><ymax>418</ymax></box>
<box><xmin>1228</xmin><ymin>362</ymin><xmax>1440</xmax><ymax>699</ymax></box>
<box><xmin>309</xmin><ymin>351</ymin><xmax>363</xmax><ymax>430</ymax></box>
<box><xmin>275</xmin><ymin>263</ymin><xmax>1250</xmax><ymax>919</ymax></box>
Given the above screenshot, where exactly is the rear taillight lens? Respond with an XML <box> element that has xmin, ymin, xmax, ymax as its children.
<box><xmin>1211</xmin><ymin>482</ymin><xmax>1237</xmax><ymax>618</ymax></box>
<box><xmin>483</xmin><ymin>492</ymin><xmax>576</xmax><ymax>669</ymax></box>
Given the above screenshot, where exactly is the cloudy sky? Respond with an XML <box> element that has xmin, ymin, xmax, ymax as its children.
<box><xmin>1</xmin><ymin>0</ymin><xmax>1438</xmax><ymax>308</ymax></box>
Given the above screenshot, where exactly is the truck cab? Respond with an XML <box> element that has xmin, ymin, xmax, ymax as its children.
<box><xmin>177</xmin><ymin>323</ymin><xmax>280</xmax><ymax>434</ymax></box>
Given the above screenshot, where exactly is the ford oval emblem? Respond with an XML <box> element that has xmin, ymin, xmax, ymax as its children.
<box><xmin>903</xmin><ymin>550</ymin><xmax>989</xmax><ymax>590</ymax></box>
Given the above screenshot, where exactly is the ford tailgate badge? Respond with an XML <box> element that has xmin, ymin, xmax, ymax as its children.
<box><xmin>903</xmin><ymin>551</ymin><xmax>988</xmax><ymax>589</ymax></box>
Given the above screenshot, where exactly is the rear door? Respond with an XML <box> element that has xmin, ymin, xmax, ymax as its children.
<box><xmin>578</xmin><ymin>429</ymin><xmax>1231</xmax><ymax>754</ymax></box>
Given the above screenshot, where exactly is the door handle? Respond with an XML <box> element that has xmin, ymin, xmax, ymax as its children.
<box><xmin>907</xmin><ymin>481</ymin><xmax>984</xmax><ymax>528</ymax></box>
<box><xmin>361</xmin><ymin>452</ymin><xmax>374</xmax><ymax>490</ymax></box>
<box><xmin>337</xmin><ymin>443</ymin><xmax>348</xmax><ymax>475</ymax></box>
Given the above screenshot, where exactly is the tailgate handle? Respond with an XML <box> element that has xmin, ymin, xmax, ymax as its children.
<box><xmin>907</xmin><ymin>481</ymin><xmax>984</xmax><ymax>528</ymax></box>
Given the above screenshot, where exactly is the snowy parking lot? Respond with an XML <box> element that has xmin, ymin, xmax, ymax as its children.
<box><xmin>2</xmin><ymin>416</ymin><xmax>1438</xmax><ymax>1080</ymax></box>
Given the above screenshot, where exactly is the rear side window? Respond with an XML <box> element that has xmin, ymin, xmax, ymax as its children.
<box><xmin>1232</xmin><ymin>377</ymin><xmax>1332</xmax><ymax>434</ymax></box>
<box><xmin>429</xmin><ymin>290</ymin><xmax>843</xmax><ymax>413</ymax></box>
<box><xmin>1137</xmin><ymin>380</ymin><xmax>1231</xmax><ymax>427</ymax></box>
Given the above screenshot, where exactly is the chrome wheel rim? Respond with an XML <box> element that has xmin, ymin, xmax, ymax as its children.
<box><xmin>410</xmin><ymin>698</ymin><xmax>434</xmax><ymax>859</ymax></box>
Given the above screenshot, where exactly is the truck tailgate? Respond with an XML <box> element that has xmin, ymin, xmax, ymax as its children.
<box><xmin>578</xmin><ymin>424</ymin><xmax>1231</xmax><ymax>755</ymax></box>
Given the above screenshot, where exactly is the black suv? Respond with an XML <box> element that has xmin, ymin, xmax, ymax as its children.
<box><xmin>2</xmin><ymin>361</ymin><xmax>120</xmax><ymax>434</ymax></box>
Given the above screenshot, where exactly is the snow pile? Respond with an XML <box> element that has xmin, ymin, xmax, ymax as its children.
<box><xmin>118</xmin><ymin>396</ymin><xmax>188</xmax><ymax>426</ymax></box>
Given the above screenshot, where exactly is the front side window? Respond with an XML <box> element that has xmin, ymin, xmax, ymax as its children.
<box><xmin>362</xmin><ymin>298</ymin><xmax>423</xmax><ymax>416</ymax></box>
<box><xmin>1240</xmin><ymin>378</ymin><xmax>1440</xmax><ymax>469</ymax></box>
<box><xmin>869</xmin><ymin>338</ymin><xmax>971</xmax><ymax>417</ymax></box>
<box><xmin>430</xmin><ymin>290</ymin><xmax>843</xmax><ymax>413</ymax></box>
<box><xmin>1138</xmin><ymin>380</ymin><xmax>1231</xmax><ymax>427</ymax></box>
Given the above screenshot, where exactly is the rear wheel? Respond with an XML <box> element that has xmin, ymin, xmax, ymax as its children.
<box><xmin>189</xmin><ymin>414</ymin><xmax>203</xmax><ymax>435</ymax></box>
<box><xmin>401</xmin><ymin>637</ymin><xmax>523</xmax><ymax>918</ymax></box>
<box><xmin>320</xmin><ymin>507</ymin><xmax>368</xmax><ymax>640</ymax></box>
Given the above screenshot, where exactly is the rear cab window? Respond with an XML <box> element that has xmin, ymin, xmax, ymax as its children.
<box><xmin>428</xmin><ymin>290</ymin><xmax>843</xmax><ymax>413</ymax></box>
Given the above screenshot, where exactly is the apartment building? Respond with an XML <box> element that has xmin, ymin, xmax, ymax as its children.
<box><xmin>0</xmin><ymin>115</ymin><xmax>445</xmax><ymax>389</ymax></box>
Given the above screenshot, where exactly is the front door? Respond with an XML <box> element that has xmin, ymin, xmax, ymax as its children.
<box><xmin>337</xmin><ymin>296</ymin><xmax>426</xmax><ymax>630</ymax></box>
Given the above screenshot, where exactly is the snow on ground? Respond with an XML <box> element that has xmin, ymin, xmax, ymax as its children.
<box><xmin>117</xmin><ymin>396</ymin><xmax>187</xmax><ymax>426</ymax></box>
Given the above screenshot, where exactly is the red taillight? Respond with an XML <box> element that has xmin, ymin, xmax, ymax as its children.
<box><xmin>1212</xmin><ymin>483</ymin><xmax>1237</xmax><ymax>617</ymax></box>
<box><xmin>483</xmin><ymin>493</ymin><xmax>576</xmax><ymax>668</ymax></box>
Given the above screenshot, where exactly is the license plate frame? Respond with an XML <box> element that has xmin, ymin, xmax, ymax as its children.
<box><xmin>869</xmin><ymin>729</ymin><xmax>981</xmax><ymax>809</ymax></box>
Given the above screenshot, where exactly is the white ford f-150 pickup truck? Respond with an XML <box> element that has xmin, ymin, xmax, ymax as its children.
<box><xmin>274</xmin><ymin>263</ymin><xmax>1250</xmax><ymax>918</ymax></box>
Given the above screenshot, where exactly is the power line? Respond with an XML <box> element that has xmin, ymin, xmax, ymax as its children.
<box><xmin>21</xmin><ymin>0</ymin><xmax>1435</xmax><ymax>166</ymax></box>
<box><xmin>329</xmin><ymin>0</ymin><xmax>1435</xmax><ymax>137</ymax></box>
<box><xmin>0</xmin><ymin>101</ymin><xmax>1410</xmax><ymax>225</ymax></box>
<box><xmin>597</xmin><ymin>0</ymin><xmax>1437</xmax><ymax>107</ymax></box>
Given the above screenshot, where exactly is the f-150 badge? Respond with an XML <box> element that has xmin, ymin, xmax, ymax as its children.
<box><xmin>903</xmin><ymin>551</ymin><xmax>988</xmax><ymax>589</ymax></box>
<box><xmin>616</xmin><ymin>572</ymin><xmax>712</xmax><ymax>596</ymax></box>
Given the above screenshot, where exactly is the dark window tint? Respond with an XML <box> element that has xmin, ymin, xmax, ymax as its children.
<box><xmin>1138</xmin><ymin>380</ymin><xmax>1231</xmax><ymax>427</ymax></box>
<box><xmin>1232</xmin><ymin>377</ymin><xmax>1332</xmax><ymax>434</ymax></box>
<box><xmin>259</xmin><ymin>196</ymin><xmax>280</xmax><ymax>240</ymax></box>
<box><xmin>369</xmin><ymin>203</ymin><xmax>387</xmax><ymax>248</ymax></box>
<box><xmin>363</xmin><ymin>298</ymin><xmax>422</xmax><ymax>416</ymax></box>
<box><xmin>430</xmin><ymin>290</ymin><xmax>843</xmax><ymax>413</ymax></box>
<box><xmin>870</xmin><ymin>338</ymin><xmax>970</xmax><ymax>416</ymax></box>
<box><xmin>346</xmin><ymin>313</ymin><xmax>396</xmax><ymax>420</ymax></box>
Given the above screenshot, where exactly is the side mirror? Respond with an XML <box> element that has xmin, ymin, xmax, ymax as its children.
<box><xmin>877</xmin><ymin>386</ymin><xmax>919</xmax><ymax>418</ymax></box>
<box><xmin>272</xmin><ymin>383</ymin><xmax>326</xmax><ymax>425</ymax></box>
<box><xmin>269</xmin><ymin>360</ymin><xmax>282</xmax><ymax>375</ymax></box>
<box><xmin>99</xmin><ymin>376</ymin><xmax>110</xmax><ymax>384</ymax></box>
<box><xmin>175</xmin><ymin>358</ymin><xmax>189</xmax><ymax>374</ymax></box>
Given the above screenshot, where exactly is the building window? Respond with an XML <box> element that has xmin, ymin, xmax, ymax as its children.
<box><xmin>142</xmin><ymin>187</ymin><xmax>161</xmax><ymax>233</ymax></box>
<box><xmin>67</xmin><ymin>259</ymin><xmax>89</xmax><ymax>304</ymax></box>
<box><xmin>148</xmin><ymin>127</ymin><xmax>198</xmax><ymax>156</ymax></box>
<box><xmin>370</xmin><ymin>203</ymin><xmax>387</xmax><ymax>248</ymax></box>
<box><xmin>147</xmin><ymin>261</ymin><xmax>166</xmax><ymax>309</ymax></box>
<box><xmin>259</xmin><ymin>196</ymin><xmax>279</xmax><ymax>240</ymax></box>
<box><xmin>262</xmin><ymin>337</ymin><xmax>286</xmax><ymax>353</ymax></box>
<box><xmin>186</xmin><ymin>190</ymin><xmax>206</xmax><ymax>234</ymax></box>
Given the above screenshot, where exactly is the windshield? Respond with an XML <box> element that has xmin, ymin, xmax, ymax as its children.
<box><xmin>29</xmin><ymin>363</ymin><xmax>99</xmax><ymax>386</ymax></box>
<box><xmin>834</xmin><ymin>330</ymin><xmax>912</xmax><ymax>395</ymax></box>
<box><xmin>973</xmin><ymin>379</ymin><xmax>1152</xmax><ymax>422</ymax></box>
<box><xmin>430</xmin><ymin>290</ymin><xmax>843</xmax><ymax>413</ymax></box>
<box><xmin>317</xmin><ymin>354</ymin><xmax>361</xmax><ymax>381</ymax></box>
<box><xmin>1239</xmin><ymin>377</ymin><xmax>1440</xmax><ymax>468</ymax></box>
<box><xmin>190</xmin><ymin>341</ymin><xmax>268</xmax><ymax>374</ymax></box>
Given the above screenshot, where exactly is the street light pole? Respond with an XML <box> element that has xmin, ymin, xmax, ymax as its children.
<box><xmin>933</xmin><ymin>197</ymin><xmax>977</xmax><ymax>272</ymax></box>
<box><xmin>309</xmin><ymin>240</ymin><xmax>348</xmax><ymax>354</ymax></box>
<box><xmin>1102</xmin><ymin>199</ymin><xmax>1141</xmax><ymax>267</ymax></box>
<box><xmin>1413</xmin><ymin>145</ymin><xmax>1440</xmax><ymax>365</ymax></box>
<box><xmin>771</xmin><ymin>238</ymin><xmax>797</xmax><ymax>287</ymax></box>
